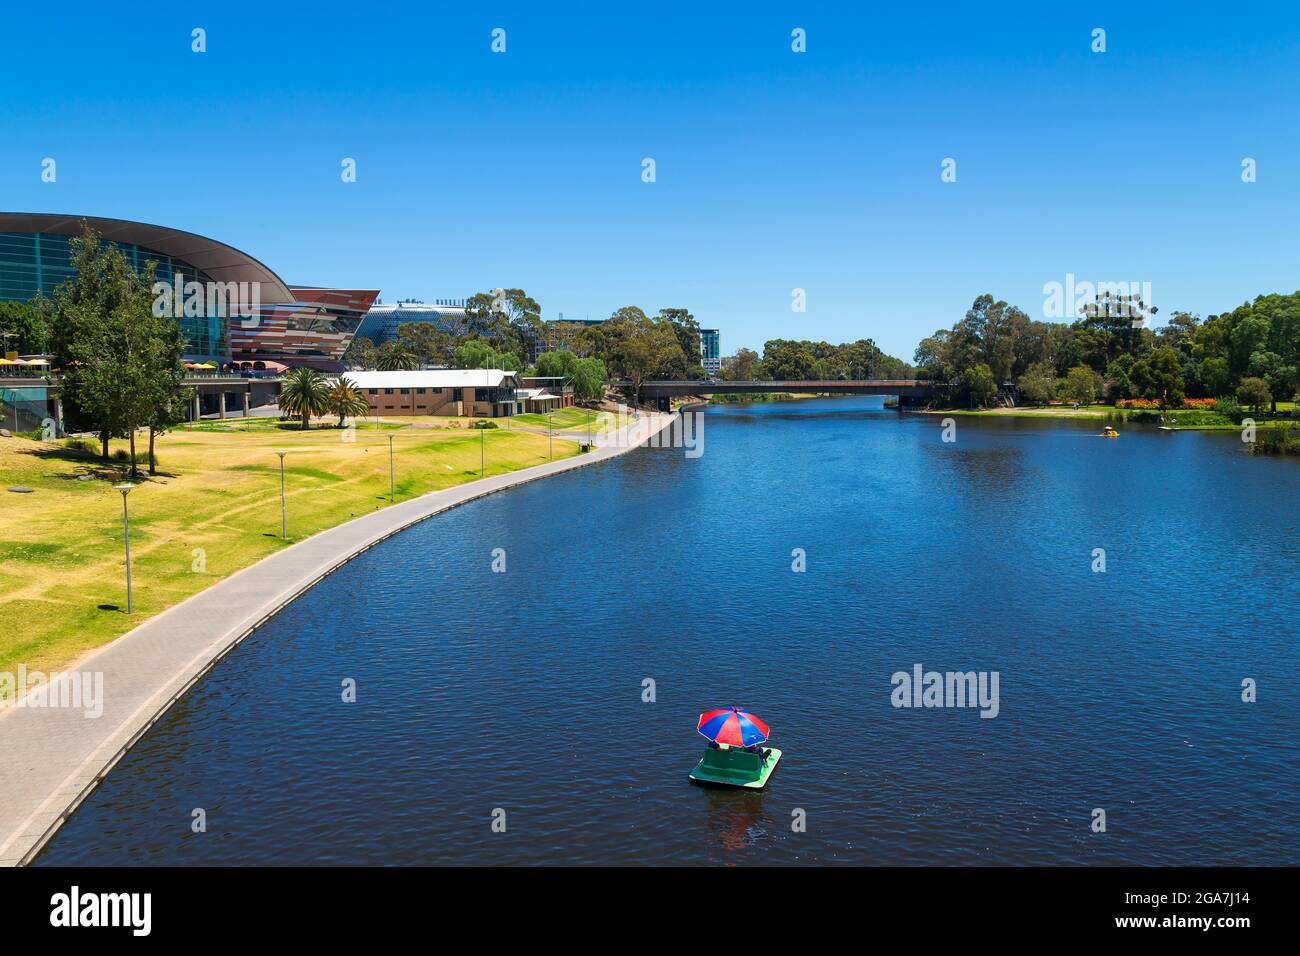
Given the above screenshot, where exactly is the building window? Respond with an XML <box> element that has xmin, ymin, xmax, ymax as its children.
<box><xmin>368</xmin><ymin>388</ymin><xmax>378</xmax><ymax>395</ymax></box>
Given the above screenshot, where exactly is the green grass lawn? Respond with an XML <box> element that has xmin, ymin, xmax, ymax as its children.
<box><xmin>510</xmin><ymin>407</ymin><xmax>614</xmax><ymax>432</ymax></box>
<box><xmin>0</xmin><ymin>420</ymin><xmax>577</xmax><ymax>690</ymax></box>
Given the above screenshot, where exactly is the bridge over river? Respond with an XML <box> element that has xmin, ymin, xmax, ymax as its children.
<box><xmin>615</xmin><ymin>380</ymin><xmax>945</xmax><ymax>411</ymax></box>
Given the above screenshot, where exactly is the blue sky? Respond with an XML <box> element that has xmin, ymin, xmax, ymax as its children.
<box><xmin>4</xmin><ymin>1</ymin><xmax>1300</xmax><ymax>360</ymax></box>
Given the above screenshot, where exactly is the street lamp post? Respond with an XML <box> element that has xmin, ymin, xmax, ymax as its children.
<box><xmin>388</xmin><ymin>434</ymin><xmax>395</xmax><ymax>502</ymax></box>
<box><xmin>480</xmin><ymin>426</ymin><xmax>485</xmax><ymax>477</ymax></box>
<box><xmin>276</xmin><ymin>451</ymin><xmax>288</xmax><ymax>539</ymax></box>
<box><xmin>113</xmin><ymin>483</ymin><xmax>134</xmax><ymax>612</ymax></box>
<box><xmin>548</xmin><ymin>412</ymin><xmax>553</xmax><ymax>461</ymax></box>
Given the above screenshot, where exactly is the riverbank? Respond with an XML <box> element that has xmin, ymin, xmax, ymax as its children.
<box><xmin>0</xmin><ymin>411</ymin><xmax>674</xmax><ymax>866</ymax></box>
<box><xmin>913</xmin><ymin>402</ymin><xmax>1299</xmax><ymax>431</ymax></box>
<box><xmin>0</xmin><ymin>420</ymin><xmax>580</xmax><ymax>683</ymax></box>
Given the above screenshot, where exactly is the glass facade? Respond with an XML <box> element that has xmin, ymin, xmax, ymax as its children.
<box><xmin>355</xmin><ymin>304</ymin><xmax>467</xmax><ymax>345</ymax></box>
<box><xmin>0</xmin><ymin>231</ymin><xmax>228</xmax><ymax>361</ymax></box>
<box><xmin>701</xmin><ymin>328</ymin><xmax>721</xmax><ymax>376</ymax></box>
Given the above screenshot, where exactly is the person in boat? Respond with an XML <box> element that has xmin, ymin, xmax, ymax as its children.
<box><xmin>744</xmin><ymin>743</ymin><xmax>770</xmax><ymax>762</ymax></box>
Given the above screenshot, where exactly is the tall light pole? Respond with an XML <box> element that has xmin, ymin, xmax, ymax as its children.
<box><xmin>388</xmin><ymin>434</ymin><xmax>395</xmax><ymax>502</ymax></box>
<box><xmin>113</xmin><ymin>483</ymin><xmax>134</xmax><ymax>612</ymax></box>
<box><xmin>276</xmin><ymin>451</ymin><xmax>288</xmax><ymax>539</ymax></box>
<box><xmin>548</xmin><ymin>411</ymin><xmax>553</xmax><ymax>461</ymax></box>
<box><xmin>480</xmin><ymin>426</ymin><xmax>485</xmax><ymax>477</ymax></box>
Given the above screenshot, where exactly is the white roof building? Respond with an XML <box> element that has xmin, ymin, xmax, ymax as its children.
<box><xmin>340</xmin><ymin>369</ymin><xmax>519</xmax><ymax>390</ymax></box>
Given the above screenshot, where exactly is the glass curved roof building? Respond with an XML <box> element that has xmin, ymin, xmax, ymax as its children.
<box><xmin>0</xmin><ymin>213</ymin><xmax>376</xmax><ymax>369</ymax></box>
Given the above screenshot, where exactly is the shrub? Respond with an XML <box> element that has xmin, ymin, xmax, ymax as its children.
<box><xmin>1159</xmin><ymin>409</ymin><xmax>1232</xmax><ymax>427</ymax></box>
<box><xmin>111</xmin><ymin>449</ymin><xmax>129</xmax><ymax>462</ymax></box>
<box><xmin>1212</xmin><ymin>396</ymin><xmax>1245</xmax><ymax>424</ymax></box>
<box><xmin>1237</xmin><ymin>377</ymin><xmax>1273</xmax><ymax>415</ymax></box>
<box><xmin>1252</xmin><ymin>426</ymin><xmax>1300</xmax><ymax>455</ymax></box>
<box><xmin>470</xmin><ymin>419</ymin><xmax>498</xmax><ymax>429</ymax></box>
<box><xmin>63</xmin><ymin>437</ymin><xmax>96</xmax><ymax>454</ymax></box>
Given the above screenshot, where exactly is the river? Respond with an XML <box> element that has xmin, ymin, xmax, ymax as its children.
<box><xmin>35</xmin><ymin>398</ymin><xmax>1300</xmax><ymax>865</ymax></box>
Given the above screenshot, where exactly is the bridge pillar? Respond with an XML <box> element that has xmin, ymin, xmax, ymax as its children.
<box><xmin>242</xmin><ymin>390</ymin><xmax>250</xmax><ymax>418</ymax></box>
<box><xmin>218</xmin><ymin>390</ymin><xmax>227</xmax><ymax>419</ymax></box>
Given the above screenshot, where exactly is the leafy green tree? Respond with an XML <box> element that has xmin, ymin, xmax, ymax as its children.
<box><xmin>536</xmin><ymin>349</ymin><xmax>577</xmax><ymax>379</ymax></box>
<box><xmin>49</xmin><ymin>226</ymin><xmax>129</xmax><ymax>458</ymax></box>
<box><xmin>1017</xmin><ymin>361</ymin><xmax>1056</xmax><ymax>406</ymax></box>
<box><xmin>657</xmin><ymin>307</ymin><xmax>705</xmax><ymax>378</ymax></box>
<box><xmin>463</xmin><ymin>289</ymin><xmax>541</xmax><ymax>366</ymax></box>
<box><xmin>1064</xmin><ymin>365</ymin><xmax>1101</xmax><ymax>405</ymax></box>
<box><xmin>49</xmin><ymin>222</ymin><xmax>185</xmax><ymax>468</ymax></box>
<box><xmin>760</xmin><ymin>339</ymin><xmax>820</xmax><ymax>379</ymax></box>
<box><xmin>329</xmin><ymin>375</ymin><xmax>370</xmax><ymax>428</ymax></box>
<box><xmin>1103</xmin><ymin>354</ymin><xmax>1137</xmax><ymax>401</ymax></box>
<box><xmin>602</xmin><ymin>308</ymin><xmax>683</xmax><ymax>399</ymax></box>
<box><xmin>374</xmin><ymin>340</ymin><xmax>420</xmax><ymax>371</ymax></box>
<box><xmin>0</xmin><ymin>300</ymin><xmax>49</xmax><ymax>355</ymax></box>
<box><xmin>570</xmin><ymin>357</ymin><xmax>606</xmax><ymax>401</ymax></box>
<box><xmin>141</xmin><ymin>296</ymin><xmax>189</xmax><ymax>475</ymax></box>
<box><xmin>279</xmin><ymin>367</ymin><xmax>331</xmax><ymax>429</ymax></box>
<box><xmin>959</xmin><ymin>363</ymin><xmax>997</xmax><ymax>408</ymax></box>
<box><xmin>343</xmin><ymin>335</ymin><xmax>377</xmax><ymax>370</ymax></box>
<box><xmin>111</xmin><ymin>257</ymin><xmax>180</xmax><ymax>474</ymax></box>
<box><xmin>1237</xmin><ymin>376</ymin><xmax>1272</xmax><ymax>415</ymax></box>
<box><xmin>453</xmin><ymin>339</ymin><xmax>518</xmax><ymax>370</ymax></box>
<box><xmin>1198</xmin><ymin>355</ymin><xmax>1232</xmax><ymax>397</ymax></box>
<box><xmin>721</xmin><ymin>347</ymin><xmax>760</xmax><ymax>381</ymax></box>
<box><xmin>397</xmin><ymin>322</ymin><xmax>456</xmax><ymax>367</ymax></box>
<box><xmin>1130</xmin><ymin>347</ymin><xmax>1185</xmax><ymax>407</ymax></box>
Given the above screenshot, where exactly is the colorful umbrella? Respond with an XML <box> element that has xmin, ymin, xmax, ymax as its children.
<box><xmin>697</xmin><ymin>707</ymin><xmax>770</xmax><ymax>747</ymax></box>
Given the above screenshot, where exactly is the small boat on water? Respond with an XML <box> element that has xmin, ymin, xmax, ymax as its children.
<box><xmin>1100</xmin><ymin>426</ymin><xmax>1120</xmax><ymax>438</ymax></box>
<box><xmin>691</xmin><ymin>743</ymin><xmax>783</xmax><ymax>789</ymax></box>
<box><xmin>689</xmin><ymin>707</ymin><xmax>782</xmax><ymax>789</ymax></box>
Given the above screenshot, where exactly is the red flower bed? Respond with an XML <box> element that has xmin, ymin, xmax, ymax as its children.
<box><xmin>1116</xmin><ymin>398</ymin><xmax>1216</xmax><ymax>409</ymax></box>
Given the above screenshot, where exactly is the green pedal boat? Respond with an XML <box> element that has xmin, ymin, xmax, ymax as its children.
<box><xmin>689</xmin><ymin>744</ymin><xmax>783</xmax><ymax>789</ymax></box>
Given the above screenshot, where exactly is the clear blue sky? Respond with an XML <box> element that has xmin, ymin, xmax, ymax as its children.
<box><xmin>3</xmin><ymin>1</ymin><xmax>1299</xmax><ymax>361</ymax></box>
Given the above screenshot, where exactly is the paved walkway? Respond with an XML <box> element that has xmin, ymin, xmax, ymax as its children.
<box><xmin>0</xmin><ymin>413</ymin><xmax>674</xmax><ymax>865</ymax></box>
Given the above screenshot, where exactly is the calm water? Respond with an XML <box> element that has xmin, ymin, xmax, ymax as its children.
<box><xmin>36</xmin><ymin>398</ymin><xmax>1300</xmax><ymax>865</ymax></box>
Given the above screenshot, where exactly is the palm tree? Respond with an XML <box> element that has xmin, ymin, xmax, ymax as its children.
<box><xmin>375</xmin><ymin>341</ymin><xmax>419</xmax><ymax>371</ymax></box>
<box><xmin>329</xmin><ymin>375</ymin><xmax>370</xmax><ymax>428</ymax></box>
<box><xmin>279</xmin><ymin>367</ymin><xmax>331</xmax><ymax>429</ymax></box>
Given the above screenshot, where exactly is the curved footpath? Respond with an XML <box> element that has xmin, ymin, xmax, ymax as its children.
<box><xmin>0</xmin><ymin>412</ymin><xmax>675</xmax><ymax>865</ymax></box>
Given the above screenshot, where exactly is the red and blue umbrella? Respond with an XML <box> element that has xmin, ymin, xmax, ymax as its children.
<box><xmin>697</xmin><ymin>707</ymin><xmax>770</xmax><ymax>747</ymax></box>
